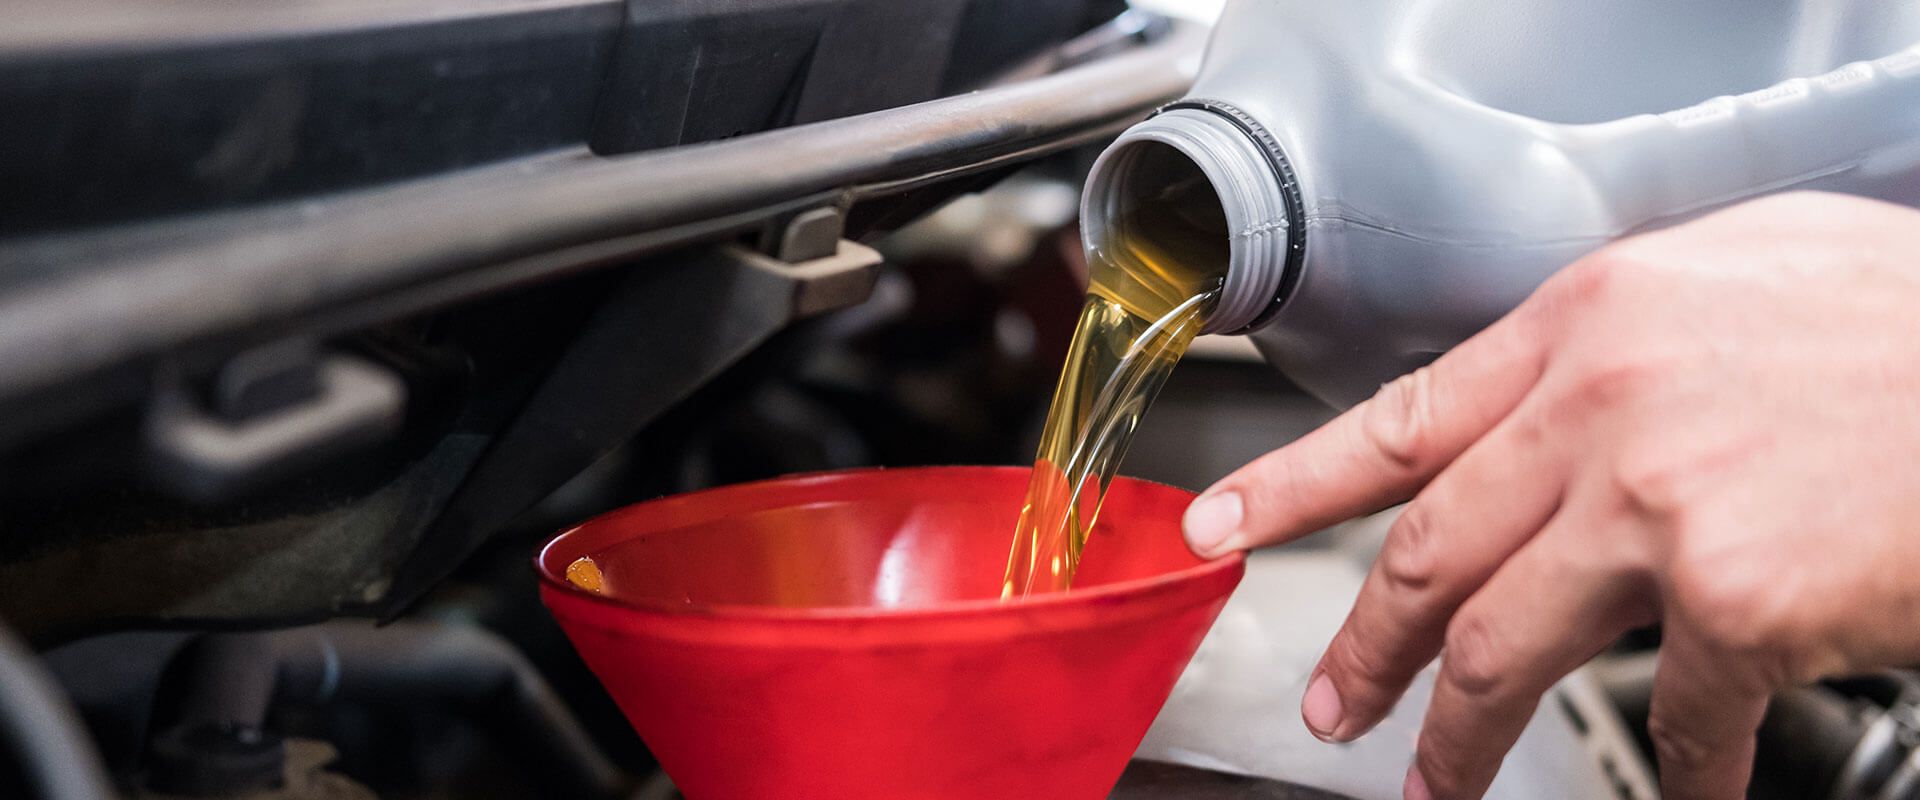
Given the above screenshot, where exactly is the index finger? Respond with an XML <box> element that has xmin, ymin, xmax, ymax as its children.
<box><xmin>1184</xmin><ymin>304</ymin><xmax>1551</xmax><ymax>557</ymax></box>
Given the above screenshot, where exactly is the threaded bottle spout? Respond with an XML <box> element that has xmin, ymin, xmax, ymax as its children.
<box><xmin>1080</xmin><ymin>104</ymin><xmax>1303</xmax><ymax>334</ymax></box>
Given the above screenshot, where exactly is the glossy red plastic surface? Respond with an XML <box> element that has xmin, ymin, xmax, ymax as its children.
<box><xmin>537</xmin><ymin>466</ymin><xmax>1243</xmax><ymax>800</ymax></box>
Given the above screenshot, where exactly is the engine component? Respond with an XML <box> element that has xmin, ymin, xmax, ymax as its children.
<box><xmin>0</xmin><ymin>12</ymin><xmax>1204</xmax><ymax>640</ymax></box>
<box><xmin>0</xmin><ymin>621</ymin><xmax>117</xmax><ymax>800</ymax></box>
<box><xmin>146</xmin><ymin>621</ymin><xmax>630</xmax><ymax>800</ymax></box>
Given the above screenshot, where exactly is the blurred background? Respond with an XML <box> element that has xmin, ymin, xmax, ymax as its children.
<box><xmin>3</xmin><ymin>0</ymin><xmax>1916</xmax><ymax>797</ymax></box>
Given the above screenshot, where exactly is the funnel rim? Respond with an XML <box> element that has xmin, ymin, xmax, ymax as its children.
<box><xmin>534</xmin><ymin>465</ymin><xmax>1245</xmax><ymax>625</ymax></box>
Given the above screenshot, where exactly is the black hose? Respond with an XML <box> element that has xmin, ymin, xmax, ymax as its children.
<box><xmin>1754</xmin><ymin>685</ymin><xmax>1872</xmax><ymax>800</ymax></box>
<box><xmin>277</xmin><ymin>621</ymin><xmax>630</xmax><ymax>800</ymax></box>
<box><xmin>0</xmin><ymin>622</ymin><xmax>117</xmax><ymax>800</ymax></box>
<box><xmin>152</xmin><ymin>621</ymin><xmax>630</xmax><ymax>800</ymax></box>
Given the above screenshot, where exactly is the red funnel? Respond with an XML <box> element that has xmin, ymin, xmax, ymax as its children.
<box><xmin>537</xmin><ymin>466</ymin><xmax>1243</xmax><ymax>799</ymax></box>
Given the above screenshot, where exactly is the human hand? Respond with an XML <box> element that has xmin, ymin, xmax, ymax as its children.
<box><xmin>1181</xmin><ymin>192</ymin><xmax>1920</xmax><ymax>799</ymax></box>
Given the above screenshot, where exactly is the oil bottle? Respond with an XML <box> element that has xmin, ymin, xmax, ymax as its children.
<box><xmin>1007</xmin><ymin>0</ymin><xmax>1920</xmax><ymax>595</ymax></box>
<box><xmin>1085</xmin><ymin>0</ymin><xmax>1920</xmax><ymax>407</ymax></box>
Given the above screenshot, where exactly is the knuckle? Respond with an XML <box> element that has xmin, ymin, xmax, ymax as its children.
<box><xmin>1361</xmin><ymin>368</ymin><xmax>1440</xmax><ymax>472</ymax></box>
<box><xmin>1545</xmin><ymin>255</ymin><xmax>1616</xmax><ymax>309</ymax></box>
<box><xmin>1667</xmin><ymin>551</ymin><xmax>1757</xmax><ymax>637</ymax></box>
<box><xmin>1414</xmin><ymin>741</ymin><xmax>1475</xmax><ymax>800</ymax></box>
<box><xmin>1668</xmin><ymin>546</ymin><xmax>1801</xmax><ymax>655</ymax></box>
<box><xmin>1563</xmin><ymin>358</ymin><xmax>1663</xmax><ymax>415</ymax></box>
<box><xmin>1379</xmin><ymin>505</ymin><xmax>1438</xmax><ymax>591</ymax></box>
<box><xmin>1441</xmin><ymin>614</ymin><xmax>1512</xmax><ymax>700</ymax></box>
<box><xmin>1540</xmin><ymin>247</ymin><xmax>1651</xmax><ymax>311</ymax></box>
<box><xmin>1507</xmin><ymin>406</ymin><xmax>1549</xmax><ymax>448</ymax></box>
<box><xmin>1543</xmin><ymin>242</ymin><xmax>1708</xmax><ymax>321</ymax></box>
<box><xmin>1611</xmin><ymin>447</ymin><xmax>1692</xmax><ymax>517</ymax></box>
<box><xmin>1645</xmin><ymin>712</ymin><xmax>1715</xmax><ymax>774</ymax></box>
<box><xmin>1327</xmin><ymin>624</ymin><xmax>1397</xmax><ymax>692</ymax></box>
<box><xmin>1614</xmin><ymin>436</ymin><xmax>1758</xmax><ymax>520</ymax></box>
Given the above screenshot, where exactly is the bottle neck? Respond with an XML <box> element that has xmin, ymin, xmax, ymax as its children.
<box><xmin>1080</xmin><ymin>104</ymin><xmax>1302</xmax><ymax>334</ymax></box>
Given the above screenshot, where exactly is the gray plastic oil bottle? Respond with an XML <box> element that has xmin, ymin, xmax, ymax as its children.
<box><xmin>1084</xmin><ymin>0</ymin><xmax>1920</xmax><ymax>407</ymax></box>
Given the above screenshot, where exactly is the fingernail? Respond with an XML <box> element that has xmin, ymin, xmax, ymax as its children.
<box><xmin>1183</xmin><ymin>490</ymin><xmax>1243</xmax><ymax>555</ymax></box>
<box><xmin>1302</xmin><ymin>671</ymin><xmax>1345</xmax><ymax>741</ymax></box>
<box><xmin>1404</xmin><ymin>765</ymin><xmax>1432</xmax><ymax>800</ymax></box>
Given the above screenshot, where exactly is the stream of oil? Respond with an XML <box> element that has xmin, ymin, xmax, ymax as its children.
<box><xmin>1002</xmin><ymin>146</ymin><xmax>1231</xmax><ymax>598</ymax></box>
